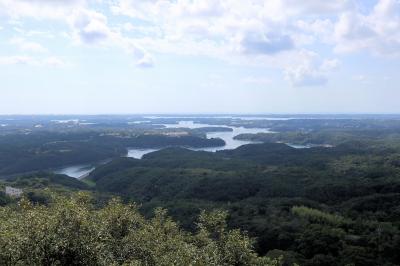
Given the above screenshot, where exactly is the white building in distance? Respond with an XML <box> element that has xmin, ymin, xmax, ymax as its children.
<box><xmin>5</xmin><ymin>186</ymin><xmax>23</xmax><ymax>197</ymax></box>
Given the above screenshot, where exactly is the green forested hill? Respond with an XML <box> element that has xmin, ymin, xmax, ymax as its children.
<box><xmin>86</xmin><ymin>142</ymin><xmax>400</xmax><ymax>265</ymax></box>
<box><xmin>0</xmin><ymin>132</ymin><xmax>225</xmax><ymax>176</ymax></box>
<box><xmin>2</xmin><ymin>117</ymin><xmax>400</xmax><ymax>265</ymax></box>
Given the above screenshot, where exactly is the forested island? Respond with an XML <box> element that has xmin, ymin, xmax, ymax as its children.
<box><xmin>0</xmin><ymin>131</ymin><xmax>225</xmax><ymax>175</ymax></box>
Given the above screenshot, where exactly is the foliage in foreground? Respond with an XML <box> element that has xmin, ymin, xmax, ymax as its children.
<box><xmin>0</xmin><ymin>193</ymin><xmax>279</xmax><ymax>266</ymax></box>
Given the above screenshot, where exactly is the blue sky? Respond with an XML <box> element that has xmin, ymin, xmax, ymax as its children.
<box><xmin>0</xmin><ymin>0</ymin><xmax>399</xmax><ymax>114</ymax></box>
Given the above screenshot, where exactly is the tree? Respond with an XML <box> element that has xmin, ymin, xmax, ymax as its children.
<box><xmin>0</xmin><ymin>193</ymin><xmax>280</xmax><ymax>266</ymax></box>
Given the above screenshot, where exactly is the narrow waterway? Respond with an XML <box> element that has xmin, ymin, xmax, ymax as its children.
<box><xmin>126</xmin><ymin>121</ymin><xmax>272</xmax><ymax>158</ymax></box>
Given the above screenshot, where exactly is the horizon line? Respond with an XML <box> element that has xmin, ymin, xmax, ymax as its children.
<box><xmin>1</xmin><ymin>113</ymin><xmax>400</xmax><ymax>116</ymax></box>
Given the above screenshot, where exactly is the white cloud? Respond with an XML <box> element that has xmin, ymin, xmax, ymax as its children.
<box><xmin>44</xmin><ymin>57</ymin><xmax>67</xmax><ymax>68</ymax></box>
<box><xmin>135</xmin><ymin>53</ymin><xmax>154</xmax><ymax>68</ymax></box>
<box><xmin>235</xmin><ymin>31</ymin><xmax>294</xmax><ymax>55</ymax></box>
<box><xmin>68</xmin><ymin>9</ymin><xmax>111</xmax><ymax>45</ymax></box>
<box><xmin>284</xmin><ymin>52</ymin><xmax>339</xmax><ymax>87</ymax></box>
<box><xmin>108</xmin><ymin>0</ymin><xmax>355</xmax><ymax>80</ymax></box>
<box><xmin>126</xmin><ymin>43</ymin><xmax>155</xmax><ymax>68</ymax></box>
<box><xmin>111</xmin><ymin>0</ymin><xmax>166</xmax><ymax>21</ymax></box>
<box><xmin>0</xmin><ymin>0</ymin><xmax>87</xmax><ymax>19</ymax></box>
<box><xmin>2</xmin><ymin>0</ymin><xmax>396</xmax><ymax>84</ymax></box>
<box><xmin>321</xmin><ymin>58</ymin><xmax>340</xmax><ymax>71</ymax></box>
<box><xmin>295</xmin><ymin>19</ymin><xmax>334</xmax><ymax>45</ymax></box>
<box><xmin>0</xmin><ymin>55</ymin><xmax>36</xmax><ymax>65</ymax></box>
<box><xmin>9</xmin><ymin>37</ymin><xmax>47</xmax><ymax>53</ymax></box>
<box><xmin>65</xmin><ymin>8</ymin><xmax>154</xmax><ymax>67</ymax></box>
<box><xmin>110</xmin><ymin>0</ymin><xmax>304</xmax><ymax>58</ymax></box>
<box><xmin>333</xmin><ymin>0</ymin><xmax>400</xmax><ymax>57</ymax></box>
<box><xmin>0</xmin><ymin>55</ymin><xmax>67</xmax><ymax>67</ymax></box>
<box><xmin>11</xmin><ymin>29</ymin><xmax>55</xmax><ymax>39</ymax></box>
<box><xmin>285</xmin><ymin>66</ymin><xmax>328</xmax><ymax>87</ymax></box>
<box><xmin>282</xmin><ymin>0</ymin><xmax>351</xmax><ymax>14</ymax></box>
<box><xmin>122</xmin><ymin>22</ymin><xmax>135</xmax><ymax>32</ymax></box>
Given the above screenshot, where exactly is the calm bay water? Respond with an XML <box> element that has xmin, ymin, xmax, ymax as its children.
<box><xmin>126</xmin><ymin>121</ymin><xmax>272</xmax><ymax>157</ymax></box>
<box><xmin>54</xmin><ymin>164</ymin><xmax>95</xmax><ymax>179</ymax></box>
<box><xmin>126</xmin><ymin>148</ymin><xmax>160</xmax><ymax>159</ymax></box>
<box><xmin>55</xmin><ymin>120</ymin><xmax>305</xmax><ymax>178</ymax></box>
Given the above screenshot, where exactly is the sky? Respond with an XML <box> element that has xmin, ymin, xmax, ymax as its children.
<box><xmin>0</xmin><ymin>0</ymin><xmax>400</xmax><ymax>114</ymax></box>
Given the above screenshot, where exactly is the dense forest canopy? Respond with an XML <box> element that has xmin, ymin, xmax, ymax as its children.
<box><xmin>0</xmin><ymin>131</ymin><xmax>225</xmax><ymax>175</ymax></box>
<box><xmin>1</xmin><ymin>115</ymin><xmax>400</xmax><ymax>265</ymax></box>
<box><xmin>0</xmin><ymin>193</ymin><xmax>279</xmax><ymax>266</ymax></box>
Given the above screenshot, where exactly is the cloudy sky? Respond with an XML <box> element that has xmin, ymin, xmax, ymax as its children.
<box><xmin>0</xmin><ymin>0</ymin><xmax>399</xmax><ymax>114</ymax></box>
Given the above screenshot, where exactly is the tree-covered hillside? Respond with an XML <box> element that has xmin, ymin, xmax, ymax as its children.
<box><xmin>0</xmin><ymin>193</ymin><xmax>279</xmax><ymax>266</ymax></box>
<box><xmin>0</xmin><ymin>131</ymin><xmax>224</xmax><ymax>176</ymax></box>
<box><xmin>86</xmin><ymin>142</ymin><xmax>400</xmax><ymax>265</ymax></box>
<box><xmin>2</xmin><ymin>117</ymin><xmax>400</xmax><ymax>265</ymax></box>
